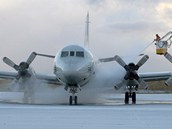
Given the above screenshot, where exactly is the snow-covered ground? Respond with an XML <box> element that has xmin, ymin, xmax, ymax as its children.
<box><xmin>0</xmin><ymin>93</ymin><xmax>172</xmax><ymax>129</ymax></box>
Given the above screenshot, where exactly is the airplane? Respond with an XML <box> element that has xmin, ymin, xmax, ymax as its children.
<box><xmin>0</xmin><ymin>13</ymin><xmax>172</xmax><ymax>105</ymax></box>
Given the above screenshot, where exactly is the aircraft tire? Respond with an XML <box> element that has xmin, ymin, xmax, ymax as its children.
<box><xmin>74</xmin><ymin>96</ymin><xmax>78</xmax><ymax>105</ymax></box>
<box><xmin>132</xmin><ymin>92</ymin><xmax>136</xmax><ymax>104</ymax></box>
<box><xmin>125</xmin><ymin>92</ymin><xmax>129</xmax><ymax>104</ymax></box>
<box><xmin>69</xmin><ymin>96</ymin><xmax>73</xmax><ymax>105</ymax></box>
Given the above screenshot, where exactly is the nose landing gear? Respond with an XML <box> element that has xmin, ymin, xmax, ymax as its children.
<box><xmin>69</xmin><ymin>95</ymin><xmax>78</xmax><ymax>105</ymax></box>
<box><xmin>69</xmin><ymin>87</ymin><xmax>79</xmax><ymax>105</ymax></box>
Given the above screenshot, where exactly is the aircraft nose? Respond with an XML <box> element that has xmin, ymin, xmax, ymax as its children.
<box><xmin>62</xmin><ymin>69</ymin><xmax>79</xmax><ymax>84</ymax></box>
<box><xmin>57</xmin><ymin>60</ymin><xmax>87</xmax><ymax>85</ymax></box>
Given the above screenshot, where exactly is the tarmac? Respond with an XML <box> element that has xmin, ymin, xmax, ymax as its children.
<box><xmin>0</xmin><ymin>92</ymin><xmax>171</xmax><ymax>129</ymax></box>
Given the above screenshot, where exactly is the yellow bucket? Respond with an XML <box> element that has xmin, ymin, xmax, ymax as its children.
<box><xmin>156</xmin><ymin>41</ymin><xmax>168</xmax><ymax>55</ymax></box>
<box><xmin>156</xmin><ymin>48</ymin><xmax>167</xmax><ymax>55</ymax></box>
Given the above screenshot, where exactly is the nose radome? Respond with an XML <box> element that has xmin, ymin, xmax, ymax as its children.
<box><xmin>62</xmin><ymin>70</ymin><xmax>80</xmax><ymax>84</ymax></box>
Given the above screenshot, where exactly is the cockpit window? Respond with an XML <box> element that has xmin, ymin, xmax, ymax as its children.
<box><xmin>70</xmin><ymin>51</ymin><xmax>75</xmax><ymax>56</ymax></box>
<box><xmin>76</xmin><ymin>51</ymin><xmax>84</xmax><ymax>57</ymax></box>
<box><xmin>61</xmin><ymin>51</ymin><xmax>68</xmax><ymax>57</ymax></box>
<box><xmin>61</xmin><ymin>51</ymin><xmax>84</xmax><ymax>57</ymax></box>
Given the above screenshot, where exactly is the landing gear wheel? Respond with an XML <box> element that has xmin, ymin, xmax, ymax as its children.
<box><xmin>132</xmin><ymin>92</ymin><xmax>136</xmax><ymax>104</ymax></box>
<box><xmin>69</xmin><ymin>96</ymin><xmax>73</xmax><ymax>105</ymax></box>
<box><xmin>74</xmin><ymin>96</ymin><xmax>78</xmax><ymax>105</ymax></box>
<box><xmin>125</xmin><ymin>92</ymin><xmax>129</xmax><ymax>104</ymax></box>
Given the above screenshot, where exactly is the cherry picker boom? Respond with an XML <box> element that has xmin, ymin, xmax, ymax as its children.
<box><xmin>155</xmin><ymin>31</ymin><xmax>172</xmax><ymax>85</ymax></box>
<box><xmin>155</xmin><ymin>31</ymin><xmax>172</xmax><ymax>57</ymax></box>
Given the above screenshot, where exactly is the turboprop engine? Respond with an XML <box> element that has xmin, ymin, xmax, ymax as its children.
<box><xmin>114</xmin><ymin>55</ymin><xmax>149</xmax><ymax>90</ymax></box>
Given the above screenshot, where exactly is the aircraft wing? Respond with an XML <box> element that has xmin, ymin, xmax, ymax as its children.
<box><xmin>0</xmin><ymin>71</ymin><xmax>17</xmax><ymax>79</ymax></box>
<box><xmin>0</xmin><ymin>71</ymin><xmax>62</xmax><ymax>85</ymax></box>
<box><xmin>98</xmin><ymin>57</ymin><xmax>116</xmax><ymax>62</ymax></box>
<box><xmin>139</xmin><ymin>72</ymin><xmax>172</xmax><ymax>81</ymax></box>
<box><xmin>36</xmin><ymin>74</ymin><xmax>62</xmax><ymax>85</ymax></box>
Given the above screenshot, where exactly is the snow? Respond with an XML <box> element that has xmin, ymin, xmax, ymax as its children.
<box><xmin>0</xmin><ymin>93</ymin><xmax>171</xmax><ymax>129</ymax></box>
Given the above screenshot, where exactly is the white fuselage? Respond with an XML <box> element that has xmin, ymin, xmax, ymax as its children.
<box><xmin>53</xmin><ymin>45</ymin><xmax>95</xmax><ymax>87</ymax></box>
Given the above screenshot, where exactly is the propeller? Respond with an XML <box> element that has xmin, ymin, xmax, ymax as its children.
<box><xmin>3</xmin><ymin>52</ymin><xmax>37</xmax><ymax>79</ymax></box>
<box><xmin>114</xmin><ymin>55</ymin><xmax>149</xmax><ymax>89</ymax></box>
<box><xmin>165</xmin><ymin>77</ymin><xmax>172</xmax><ymax>86</ymax></box>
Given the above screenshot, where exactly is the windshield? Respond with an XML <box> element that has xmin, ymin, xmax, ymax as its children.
<box><xmin>61</xmin><ymin>51</ymin><xmax>68</xmax><ymax>57</ymax></box>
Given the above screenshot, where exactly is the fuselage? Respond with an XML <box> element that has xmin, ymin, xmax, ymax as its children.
<box><xmin>53</xmin><ymin>45</ymin><xmax>95</xmax><ymax>87</ymax></box>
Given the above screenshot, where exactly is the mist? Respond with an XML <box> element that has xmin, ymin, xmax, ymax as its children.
<box><xmin>35</xmin><ymin>62</ymin><xmax>124</xmax><ymax>104</ymax></box>
<box><xmin>2</xmin><ymin>61</ymin><xmax>126</xmax><ymax>104</ymax></box>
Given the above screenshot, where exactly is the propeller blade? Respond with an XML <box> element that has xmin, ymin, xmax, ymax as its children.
<box><xmin>26</xmin><ymin>52</ymin><xmax>37</xmax><ymax>65</ymax></box>
<box><xmin>136</xmin><ymin>55</ymin><xmax>149</xmax><ymax>69</ymax></box>
<box><xmin>114</xmin><ymin>55</ymin><xmax>127</xmax><ymax>68</ymax></box>
<box><xmin>114</xmin><ymin>80</ymin><xmax>126</xmax><ymax>90</ymax></box>
<box><xmin>165</xmin><ymin>77</ymin><xmax>172</xmax><ymax>86</ymax></box>
<box><xmin>138</xmin><ymin>78</ymin><xmax>148</xmax><ymax>89</ymax></box>
<box><xmin>3</xmin><ymin>57</ymin><xmax>19</xmax><ymax>71</ymax></box>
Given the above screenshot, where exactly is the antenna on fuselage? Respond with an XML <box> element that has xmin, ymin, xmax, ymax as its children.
<box><xmin>84</xmin><ymin>12</ymin><xmax>90</xmax><ymax>48</ymax></box>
